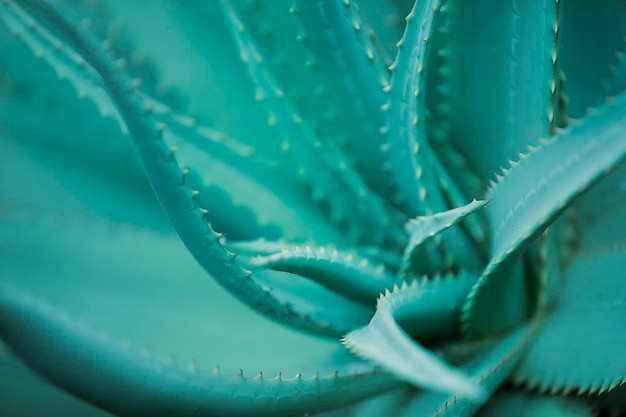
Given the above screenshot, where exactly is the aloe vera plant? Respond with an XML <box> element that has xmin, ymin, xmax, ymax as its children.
<box><xmin>1</xmin><ymin>0</ymin><xmax>626</xmax><ymax>415</ymax></box>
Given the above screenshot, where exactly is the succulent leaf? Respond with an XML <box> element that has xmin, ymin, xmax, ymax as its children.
<box><xmin>0</xmin><ymin>282</ymin><xmax>402</xmax><ymax>417</ymax></box>
<box><xmin>401</xmin><ymin>199</ymin><xmax>488</xmax><ymax>275</ymax></box>
<box><xmin>464</xmin><ymin>92</ymin><xmax>626</xmax><ymax>335</ymax></box>
<box><xmin>390</xmin><ymin>322</ymin><xmax>540</xmax><ymax>417</ymax></box>
<box><xmin>342</xmin><ymin>274</ymin><xmax>482</xmax><ymax>397</ymax></box>
<box><xmin>1</xmin><ymin>0</ymin><xmax>626</xmax><ymax>415</ymax></box>
<box><xmin>249</xmin><ymin>243</ymin><xmax>396</xmax><ymax>303</ymax></box>
<box><xmin>475</xmin><ymin>390</ymin><xmax>592</xmax><ymax>417</ymax></box>
<box><xmin>513</xmin><ymin>247</ymin><xmax>626</xmax><ymax>395</ymax></box>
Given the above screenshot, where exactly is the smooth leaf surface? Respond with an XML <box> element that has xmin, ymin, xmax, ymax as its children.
<box><xmin>342</xmin><ymin>274</ymin><xmax>482</xmax><ymax>398</ymax></box>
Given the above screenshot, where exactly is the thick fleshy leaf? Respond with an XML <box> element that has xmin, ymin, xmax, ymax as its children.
<box><xmin>0</xmin><ymin>282</ymin><xmax>403</xmax><ymax>417</ymax></box>
<box><xmin>464</xmin><ymin>90</ymin><xmax>626</xmax><ymax>335</ymax></box>
<box><xmin>512</xmin><ymin>247</ymin><xmax>626</xmax><ymax>395</ymax></box>
<box><xmin>424</xmin><ymin>2</ymin><xmax>485</xmax><ymax>204</ymax></box>
<box><xmin>0</xmin><ymin>207</ymin><xmax>351</xmax><ymax>374</ymax></box>
<box><xmin>10</xmin><ymin>0</ymin><xmax>376</xmax><ymax>336</ymax></box>
<box><xmin>603</xmin><ymin>38</ymin><xmax>626</xmax><ymax>98</ymax></box>
<box><xmin>560</xmin><ymin>0</ymin><xmax>626</xmax><ymax>117</ymax></box>
<box><xmin>401</xmin><ymin>199</ymin><xmax>488</xmax><ymax>274</ymax></box>
<box><xmin>475</xmin><ymin>390</ymin><xmax>592</xmax><ymax>417</ymax></box>
<box><xmin>381</xmin><ymin>0</ymin><xmax>441</xmax><ymax>216</ymax></box>
<box><xmin>572</xmin><ymin>161</ymin><xmax>626</xmax><ymax>253</ymax></box>
<box><xmin>94</xmin><ymin>0</ymin><xmax>279</xmax><ymax>153</ymax></box>
<box><xmin>0</xmin><ymin>347</ymin><xmax>113</xmax><ymax>417</ymax></box>
<box><xmin>0</xmin><ymin>14</ymin><xmax>168</xmax><ymax>232</ymax></box>
<box><xmin>291</xmin><ymin>0</ymin><xmax>393</xmax><ymax>190</ymax></box>
<box><xmin>391</xmin><ymin>322</ymin><xmax>540</xmax><ymax>417</ymax></box>
<box><xmin>381</xmin><ymin>0</ymin><xmax>482</xmax><ymax>270</ymax></box>
<box><xmin>249</xmin><ymin>243</ymin><xmax>395</xmax><ymax>304</ymax></box>
<box><xmin>342</xmin><ymin>274</ymin><xmax>482</xmax><ymax>398</ymax></box>
<box><xmin>0</xmin><ymin>0</ymin><xmax>347</xmax><ymax>244</ymax></box>
<box><xmin>220</xmin><ymin>0</ymin><xmax>406</xmax><ymax>248</ymax></box>
<box><xmin>444</xmin><ymin>0</ymin><xmax>561</xmax><ymax>181</ymax></box>
<box><xmin>352</xmin><ymin>0</ymin><xmax>408</xmax><ymax>65</ymax></box>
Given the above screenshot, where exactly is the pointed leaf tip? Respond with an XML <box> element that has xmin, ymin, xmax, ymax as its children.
<box><xmin>342</xmin><ymin>273</ymin><xmax>485</xmax><ymax>399</ymax></box>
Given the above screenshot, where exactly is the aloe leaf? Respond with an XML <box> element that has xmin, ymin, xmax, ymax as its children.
<box><xmin>381</xmin><ymin>0</ymin><xmax>441</xmax><ymax>216</ymax></box>
<box><xmin>352</xmin><ymin>0</ymin><xmax>409</xmax><ymax>65</ymax></box>
<box><xmin>603</xmin><ymin>40</ymin><xmax>626</xmax><ymax>98</ymax></box>
<box><xmin>0</xmin><ymin>202</ymin><xmax>362</xmax><ymax>372</ymax></box>
<box><xmin>158</xmin><ymin>121</ymin><xmax>348</xmax><ymax>244</ymax></box>
<box><xmin>0</xmin><ymin>283</ymin><xmax>403</xmax><ymax>417</ymax></box>
<box><xmin>424</xmin><ymin>2</ymin><xmax>486</xmax><ymax>204</ymax></box>
<box><xmin>229</xmin><ymin>0</ymin><xmax>342</xmax><ymax>145</ymax></box>
<box><xmin>512</xmin><ymin>247</ymin><xmax>626</xmax><ymax>395</ymax></box>
<box><xmin>249</xmin><ymin>244</ymin><xmax>395</xmax><ymax>304</ymax></box>
<box><xmin>0</xmin><ymin>2</ymin><xmax>125</xmax><ymax>130</ymax></box>
<box><xmin>381</xmin><ymin>0</ymin><xmax>483</xmax><ymax>270</ymax></box>
<box><xmin>0</xmin><ymin>1</ymin><xmax>349</xmax><ymax>245</ymax></box>
<box><xmin>292</xmin><ymin>0</ymin><xmax>392</xmax><ymax>193</ymax></box>
<box><xmin>528</xmin><ymin>226</ymin><xmax>564</xmax><ymax>315</ymax></box>
<box><xmin>342</xmin><ymin>274</ymin><xmax>482</xmax><ymax>398</ymax></box>
<box><xmin>9</xmin><ymin>0</ymin><xmax>374</xmax><ymax>337</ymax></box>
<box><xmin>220</xmin><ymin>0</ymin><xmax>405</xmax><ymax>248</ymax></box>
<box><xmin>444</xmin><ymin>0</ymin><xmax>561</xmax><ymax>181</ymax></box>
<box><xmin>475</xmin><ymin>390</ymin><xmax>592</xmax><ymax>417</ymax></box>
<box><xmin>464</xmin><ymin>91</ymin><xmax>626</xmax><ymax>335</ymax></box>
<box><xmin>317</xmin><ymin>388</ymin><xmax>417</xmax><ymax>417</ymax></box>
<box><xmin>96</xmin><ymin>0</ymin><xmax>275</xmax><ymax>151</ymax></box>
<box><xmin>0</xmin><ymin>348</ymin><xmax>112</xmax><ymax>417</ymax></box>
<box><xmin>560</xmin><ymin>0</ymin><xmax>626</xmax><ymax>118</ymax></box>
<box><xmin>392</xmin><ymin>322</ymin><xmax>540</xmax><ymax>417</ymax></box>
<box><xmin>572</xmin><ymin>162</ymin><xmax>626</xmax><ymax>253</ymax></box>
<box><xmin>401</xmin><ymin>199</ymin><xmax>488</xmax><ymax>274</ymax></box>
<box><xmin>432</xmin><ymin>156</ymin><xmax>489</xmax><ymax>249</ymax></box>
<box><xmin>230</xmin><ymin>239</ymin><xmax>404</xmax><ymax>275</ymax></box>
<box><xmin>0</xmin><ymin>37</ymin><xmax>168</xmax><ymax>232</ymax></box>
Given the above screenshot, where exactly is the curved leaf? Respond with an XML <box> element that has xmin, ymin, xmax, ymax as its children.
<box><xmin>444</xmin><ymin>0</ymin><xmax>562</xmax><ymax>180</ymax></box>
<box><xmin>7</xmin><ymin>0</ymin><xmax>372</xmax><ymax>337</ymax></box>
<box><xmin>392</xmin><ymin>322</ymin><xmax>539</xmax><ymax>417</ymax></box>
<box><xmin>464</xmin><ymin>90</ymin><xmax>626</xmax><ymax>335</ymax></box>
<box><xmin>0</xmin><ymin>283</ymin><xmax>403</xmax><ymax>417</ymax></box>
<box><xmin>476</xmin><ymin>390</ymin><xmax>592</xmax><ymax>417</ymax></box>
<box><xmin>220</xmin><ymin>0</ymin><xmax>406</xmax><ymax>248</ymax></box>
<box><xmin>512</xmin><ymin>248</ymin><xmax>626</xmax><ymax>395</ymax></box>
<box><xmin>249</xmin><ymin>243</ymin><xmax>395</xmax><ymax>304</ymax></box>
<box><xmin>401</xmin><ymin>199</ymin><xmax>488</xmax><ymax>274</ymax></box>
<box><xmin>342</xmin><ymin>274</ymin><xmax>482</xmax><ymax>398</ymax></box>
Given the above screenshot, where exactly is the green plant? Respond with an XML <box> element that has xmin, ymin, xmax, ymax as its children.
<box><xmin>1</xmin><ymin>0</ymin><xmax>626</xmax><ymax>415</ymax></box>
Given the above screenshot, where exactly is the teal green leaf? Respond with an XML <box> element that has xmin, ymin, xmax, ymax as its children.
<box><xmin>391</xmin><ymin>322</ymin><xmax>540</xmax><ymax>417</ymax></box>
<box><xmin>3</xmin><ymin>0</ymin><xmax>626</xmax><ymax>415</ymax></box>
<box><xmin>291</xmin><ymin>0</ymin><xmax>392</xmax><ymax>192</ymax></box>
<box><xmin>249</xmin><ymin>243</ymin><xmax>395</xmax><ymax>304</ymax></box>
<box><xmin>0</xmin><ymin>0</ymin><xmax>347</xmax><ymax>244</ymax></box>
<box><xmin>444</xmin><ymin>0</ymin><xmax>561</xmax><ymax>181</ymax></box>
<box><xmin>464</xmin><ymin>91</ymin><xmax>626</xmax><ymax>335</ymax></box>
<box><xmin>475</xmin><ymin>390</ymin><xmax>592</xmax><ymax>417</ymax></box>
<box><xmin>512</xmin><ymin>247</ymin><xmax>626</xmax><ymax>395</ymax></box>
<box><xmin>571</xmin><ymin>162</ymin><xmax>626</xmax><ymax>253</ymax></box>
<box><xmin>220</xmin><ymin>0</ymin><xmax>405</xmax><ymax>247</ymax></box>
<box><xmin>0</xmin><ymin>282</ymin><xmax>402</xmax><ymax>417</ymax></box>
<box><xmin>11</xmin><ymin>0</ymin><xmax>376</xmax><ymax>337</ymax></box>
<box><xmin>342</xmin><ymin>274</ymin><xmax>482</xmax><ymax>398</ymax></box>
<box><xmin>0</xmin><ymin>347</ymin><xmax>113</xmax><ymax>417</ymax></box>
<box><xmin>401</xmin><ymin>199</ymin><xmax>488</xmax><ymax>275</ymax></box>
<box><xmin>381</xmin><ymin>0</ymin><xmax>442</xmax><ymax>216</ymax></box>
<box><xmin>560</xmin><ymin>0</ymin><xmax>626</xmax><ymax>118</ymax></box>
